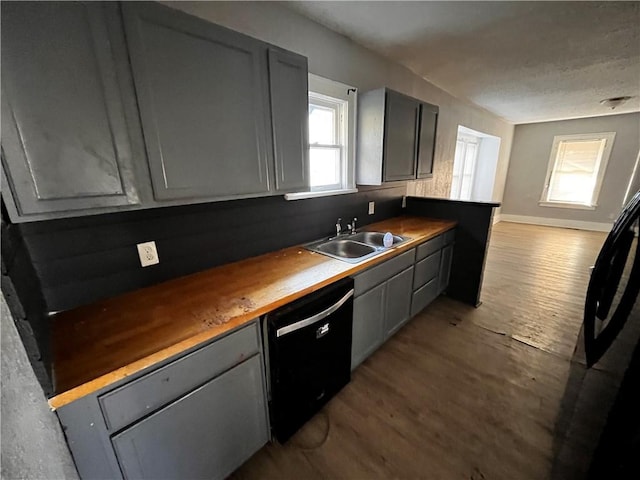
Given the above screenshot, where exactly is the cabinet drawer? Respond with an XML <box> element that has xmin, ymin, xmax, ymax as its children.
<box><xmin>354</xmin><ymin>249</ymin><xmax>415</xmax><ymax>297</ymax></box>
<box><xmin>413</xmin><ymin>250</ymin><xmax>441</xmax><ymax>291</ymax></box>
<box><xmin>416</xmin><ymin>235</ymin><xmax>444</xmax><ymax>261</ymax></box>
<box><xmin>99</xmin><ymin>322</ymin><xmax>260</xmax><ymax>432</ymax></box>
<box><xmin>411</xmin><ymin>277</ymin><xmax>439</xmax><ymax>317</ymax></box>
<box><xmin>444</xmin><ymin>229</ymin><xmax>455</xmax><ymax>245</ymax></box>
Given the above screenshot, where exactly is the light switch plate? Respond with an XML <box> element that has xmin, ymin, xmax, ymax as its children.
<box><xmin>137</xmin><ymin>241</ymin><xmax>159</xmax><ymax>267</ymax></box>
<box><xmin>402</xmin><ymin>196</ymin><xmax>407</xmax><ymax>208</ymax></box>
<box><xmin>368</xmin><ymin>201</ymin><xmax>375</xmax><ymax>215</ymax></box>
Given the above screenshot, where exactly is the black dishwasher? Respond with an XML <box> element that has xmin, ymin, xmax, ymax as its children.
<box><xmin>264</xmin><ymin>277</ymin><xmax>354</xmax><ymax>443</ymax></box>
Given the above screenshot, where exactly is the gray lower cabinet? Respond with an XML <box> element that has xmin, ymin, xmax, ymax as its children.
<box><xmin>351</xmin><ymin>282</ymin><xmax>385</xmax><ymax>369</ymax></box>
<box><xmin>122</xmin><ymin>2</ymin><xmax>272</xmax><ymax>200</ymax></box>
<box><xmin>384</xmin><ymin>267</ymin><xmax>414</xmax><ymax>337</ymax></box>
<box><xmin>1</xmin><ymin>1</ymin><xmax>142</xmax><ymax>219</ymax></box>
<box><xmin>351</xmin><ymin>249</ymin><xmax>415</xmax><ymax>370</ymax></box>
<box><xmin>112</xmin><ymin>355</ymin><xmax>268</xmax><ymax>480</ymax></box>
<box><xmin>351</xmin><ymin>228</ymin><xmax>456</xmax><ymax>371</ymax></box>
<box><xmin>56</xmin><ymin>322</ymin><xmax>269</xmax><ymax>480</ymax></box>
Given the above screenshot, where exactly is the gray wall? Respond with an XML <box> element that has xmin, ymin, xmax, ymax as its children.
<box><xmin>162</xmin><ymin>1</ymin><xmax>515</xmax><ymax>205</ymax></box>
<box><xmin>1</xmin><ymin>294</ymin><xmax>79</xmax><ymax>480</ymax></box>
<box><xmin>501</xmin><ymin>112</ymin><xmax>640</xmax><ymax>224</ymax></box>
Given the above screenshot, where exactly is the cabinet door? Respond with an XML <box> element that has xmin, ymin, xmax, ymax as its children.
<box><xmin>351</xmin><ymin>283</ymin><xmax>385</xmax><ymax>370</ymax></box>
<box><xmin>112</xmin><ymin>355</ymin><xmax>268</xmax><ymax>480</ymax></box>
<box><xmin>383</xmin><ymin>90</ymin><xmax>419</xmax><ymax>182</ymax></box>
<box><xmin>384</xmin><ymin>266</ymin><xmax>414</xmax><ymax>338</ymax></box>
<box><xmin>439</xmin><ymin>244</ymin><xmax>453</xmax><ymax>294</ymax></box>
<box><xmin>268</xmin><ymin>49</ymin><xmax>309</xmax><ymax>193</ymax></box>
<box><xmin>122</xmin><ymin>2</ymin><xmax>272</xmax><ymax>200</ymax></box>
<box><xmin>416</xmin><ymin>103</ymin><xmax>438</xmax><ymax>179</ymax></box>
<box><xmin>1</xmin><ymin>2</ymin><xmax>140</xmax><ymax>217</ymax></box>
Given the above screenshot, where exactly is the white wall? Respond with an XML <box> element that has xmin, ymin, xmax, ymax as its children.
<box><xmin>501</xmin><ymin>112</ymin><xmax>640</xmax><ymax>229</ymax></box>
<box><xmin>163</xmin><ymin>1</ymin><xmax>514</xmax><ymax>204</ymax></box>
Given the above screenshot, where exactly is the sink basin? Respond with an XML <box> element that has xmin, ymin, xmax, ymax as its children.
<box><xmin>349</xmin><ymin>231</ymin><xmax>409</xmax><ymax>247</ymax></box>
<box><xmin>315</xmin><ymin>239</ymin><xmax>376</xmax><ymax>259</ymax></box>
<box><xmin>305</xmin><ymin>231</ymin><xmax>410</xmax><ymax>263</ymax></box>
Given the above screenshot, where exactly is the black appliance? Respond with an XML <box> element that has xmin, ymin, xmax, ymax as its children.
<box><xmin>552</xmin><ymin>190</ymin><xmax>640</xmax><ymax>479</ymax></box>
<box><xmin>264</xmin><ymin>277</ymin><xmax>354</xmax><ymax>443</ymax></box>
<box><xmin>584</xmin><ymin>189</ymin><xmax>640</xmax><ymax>366</ymax></box>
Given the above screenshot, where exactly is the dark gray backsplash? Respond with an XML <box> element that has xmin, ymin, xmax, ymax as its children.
<box><xmin>16</xmin><ymin>186</ymin><xmax>405</xmax><ymax>312</ymax></box>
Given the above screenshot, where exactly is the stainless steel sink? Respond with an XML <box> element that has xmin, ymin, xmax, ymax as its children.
<box><xmin>349</xmin><ymin>231</ymin><xmax>409</xmax><ymax>247</ymax></box>
<box><xmin>305</xmin><ymin>231</ymin><xmax>410</xmax><ymax>263</ymax></box>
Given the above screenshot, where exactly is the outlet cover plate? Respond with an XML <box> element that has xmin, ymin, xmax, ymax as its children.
<box><xmin>368</xmin><ymin>201</ymin><xmax>375</xmax><ymax>215</ymax></box>
<box><xmin>137</xmin><ymin>241</ymin><xmax>159</xmax><ymax>267</ymax></box>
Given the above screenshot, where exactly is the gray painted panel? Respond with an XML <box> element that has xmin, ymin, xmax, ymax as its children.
<box><xmin>356</xmin><ymin>88</ymin><xmax>385</xmax><ymax>185</ymax></box>
<box><xmin>112</xmin><ymin>354</ymin><xmax>268</xmax><ymax>480</ymax></box>
<box><xmin>268</xmin><ymin>48</ymin><xmax>309</xmax><ymax>192</ymax></box>
<box><xmin>439</xmin><ymin>244</ymin><xmax>453</xmax><ymax>294</ymax></box>
<box><xmin>413</xmin><ymin>250</ymin><xmax>441</xmax><ymax>291</ymax></box>
<box><xmin>411</xmin><ymin>277</ymin><xmax>439</xmax><ymax>317</ymax></box>
<box><xmin>353</xmin><ymin>248</ymin><xmax>415</xmax><ymax>297</ymax></box>
<box><xmin>384</xmin><ymin>266</ymin><xmax>414</xmax><ymax>338</ymax></box>
<box><xmin>99</xmin><ymin>322</ymin><xmax>259</xmax><ymax>432</ymax></box>
<box><xmin>122</xmin><ymin>2</ymin><xmax>271</xmax><ymax>200</ymax></box>
<box><xmin>383</xmin><ymin>90</ymin><xmax>418</xmax><ymax>182</ymax></box>
<box><xmin>351</xmin><ymin>282</ymin><xmax>385</xmax><ymax>370</ymax></box>
<box><xmin>416</xmin><ymin>103</ymin><xmax>438</xmax><ymax>179</ymax></box>
<box><xmin>56</xmin><ymin>395</ymin><xmax>125</xmax><ymax>480</ymax></box>
<box><xmin>1</xmin><ymin>2</ymin><xmax>140</xmax><ymax>217</ymax></box>
<box><xmin>416</xmin><ymin>234</ymin><xmax>445</xmax><ymax>261</ymax></box>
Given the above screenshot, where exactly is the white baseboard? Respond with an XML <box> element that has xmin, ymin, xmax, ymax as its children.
<box><xmin>500</xmin><ymin>214</ymin><xmax>613</xmax><ymax>232</ymax></box>
<box><xmin>492</xmin><ymin>213</ymin><xmax>502</xmax><ymax>225</ymax></box>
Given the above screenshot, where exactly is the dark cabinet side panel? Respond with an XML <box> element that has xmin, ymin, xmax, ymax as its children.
<box><xmin>417</xmin><ymin>103</ymin><xmax>438</xmax><ymax>179</ymax></box>
<box><xmin>1</xmin><ymin>2</ymin><xmax>141</xmax><ymax>216</ymax></box>
<box><xmin>112</xmin><ymin>355</ymin><xmax>268</xmax><ymax>480</ymax></box>
<box><xmin>383</xmin><ymin>90</ymin><xmax>419</xmax><ymax>182</ymax></box>
<box><xmin>268</xmin><ymin>49</ymin><xmax>309</xmax><ymax>193</ymax></box>
<box><xmin>122</xmin><ymin>2</ymin><xmax>272</xmax><ymax>200</ymax></box>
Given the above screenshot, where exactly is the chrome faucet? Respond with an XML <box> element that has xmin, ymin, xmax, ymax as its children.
<box><xmin>335</xmin><ymin>218</ymin><xmax>343</xmax><ymax>237</ymax></box>
<box><xmin>348</xmin><ymin>217</ymin><xmax>357</xmax><ymax>235</ymax></box>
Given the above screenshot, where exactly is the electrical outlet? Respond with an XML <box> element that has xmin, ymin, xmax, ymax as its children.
<box><xmin>137</xmin><ymin>241</ymin><xmax>159</xmax><ymax>267</ymax></box>
<box><xmin>402</xmin><ymin>196</ymin><xmax>407</xmax><ymax>208</ymax></box>
<box><xmin>368</xmin><ymin>201</ymin><xmax>375</xmax><ymax>215</ymax></box>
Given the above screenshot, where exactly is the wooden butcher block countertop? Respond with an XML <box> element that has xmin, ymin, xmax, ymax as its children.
<box><xmin>50</xmin><ymin>216</ymin><xmax>456</xmax><ymax>409</ymax></box>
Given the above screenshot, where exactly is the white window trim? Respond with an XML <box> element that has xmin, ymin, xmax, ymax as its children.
<box><xmin>539</xmin><ymin>132</ymin><xmax>616</xmax><ymax>210</ymax></box>
<box><xmin>451</xmin><ymin>132</ymin><xmax>480</xmax><ymax>200</ymax></box>
<box><xmin>285</xmin><ymin>74</ymin><xmax>357</xmax><ymax>201</ymax></box>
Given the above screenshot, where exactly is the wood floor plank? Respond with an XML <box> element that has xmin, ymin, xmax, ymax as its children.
<box><xmin>231</xmin><ymin>222</ymin><xmax>611</xmax><ymax>480</ymax></box>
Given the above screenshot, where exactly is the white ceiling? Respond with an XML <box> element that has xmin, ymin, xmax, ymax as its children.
<box><xmin>286</xmin><ymin>1</ymin><xmax>640</xmax><ymax>124</ymax></box>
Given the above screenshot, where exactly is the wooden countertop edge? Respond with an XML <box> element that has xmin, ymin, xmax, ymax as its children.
<box><xmin>48</xmin><ymin>218</ymin><xmax>456</xmax><ymax>410</ymax></box>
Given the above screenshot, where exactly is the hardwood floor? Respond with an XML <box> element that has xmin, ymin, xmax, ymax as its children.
<box><xmin>231</xmin><ymin>222</ymin><xmax>612</xmax><ymax>480</ymax></box>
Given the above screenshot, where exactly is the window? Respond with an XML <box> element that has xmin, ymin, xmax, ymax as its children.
<box><xmin>285</xmin><ymin>74</ymin><xmax>356</xmax><ymax>200</ymax></box>
<box><xmin>540</xmin><ymin>132</ymin><xmax>616</xmax><ymax>209</ymax></box>
<box><xmin>451</xmin><ymin>132</ymin><xmax>480</xmax><ymax>200</ymax></box>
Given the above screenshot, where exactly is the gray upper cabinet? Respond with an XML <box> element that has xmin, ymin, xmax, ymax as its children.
<box><xmin>1</xmin><ymin>2</ymin><xmax>142</xmax><ymax>220</ymax></box>
<box><xmin>356</xmin><ymin>87</ymin><xmax>439</xmax><ymax>185</ymax></box>
<box><xmin>268</xmin><ymin>49</ymin><xmax>309</xmax><ymax>193</ymax></box>
<box><xmin>383</xmin><ymin>90</ymin><xmax>419</xmax><ymax>182</ymax></box>
<box><xmin>416</xmin><ymin>103</ymin><xmax>438</xmax><ymax>179</ymax></box>
<box><xmin>122</xmin><ymin>2</ymin><xmax>272</xmax><ymax>200</ymax></box>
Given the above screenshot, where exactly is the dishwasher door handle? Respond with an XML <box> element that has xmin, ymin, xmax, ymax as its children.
<box><xmin>276</xmin><ymin>289</ymin><xmax>354</xmax><ymax>337</ymax></box>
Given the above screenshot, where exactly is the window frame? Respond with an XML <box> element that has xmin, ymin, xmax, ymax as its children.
<box><xmin>450</xmin><ymin>132</ymin><xmax>480</xmax><ymax>201</ymax></box>
<box><xmin>539</xmin><ymin>132</ymin><xmax>616</xmax><ymax>210</ymax></box>
<box><xmin>285</xmin><ymin>74</ymin><xmax>357</xmax><ymax>200</ymax></box>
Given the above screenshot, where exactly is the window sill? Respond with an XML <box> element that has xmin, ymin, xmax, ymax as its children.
<box><xmin>538</xmin><ymin>201</ymin><xmax>596</xmax><ymax>210</ymax></box>
<box><xmin>284</xmin><ymin>188</ymin><xmax>358</xmax><ymax>201</ymax></box>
